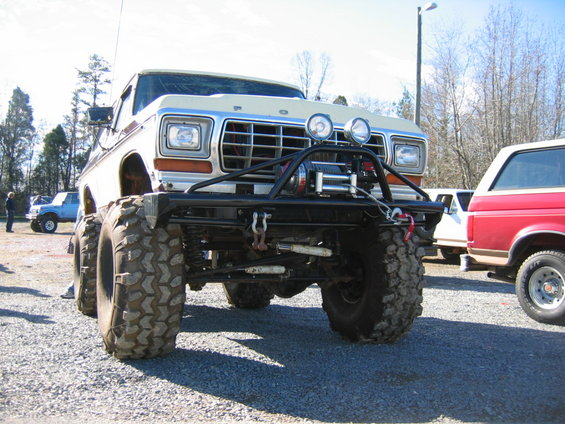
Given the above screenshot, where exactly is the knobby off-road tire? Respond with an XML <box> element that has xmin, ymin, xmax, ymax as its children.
<box><xmin>73</xmin><ymin>214</ymin><xmax>101</xmax><ymax>316</ymax></box>
<box><xmin>516</xmin><ymin>250</ymin><xmax>565</xmax><ymax>325</ymax></box>
<box><xmin>321</xmin><ymin>226</ymin><xmax>424</xmax><ymax>343</ymax></box>
<box><xmin>96</xmin><ymin>196</ymin><xmax>186</xmax><ymax>359</ymax></box>
<box><xmin>223</xmin><ymin>282</ymin><xmax>274</xmax><ymax>309</ymax></box>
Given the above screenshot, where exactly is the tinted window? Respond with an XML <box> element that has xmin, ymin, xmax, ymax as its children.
<box><xmin>133</xmin><ymin>73</ymin><xmax>305</xmax><ymax>114</ymax></box>
<box><xmin>457</xmin><ymin>192</ymin><xmax>473</xmax><ymax>211</ymax></box>
<box><xmin>492</xmin><ymin>147</ymin><xmax>565</xmax><ymax>190</ymax></box>
<box><xmin>67</xmin><ymin>193</ymin><xmax>79</xmax><ymax>204</ymax></box>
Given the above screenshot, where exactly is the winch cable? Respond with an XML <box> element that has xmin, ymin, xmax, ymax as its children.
<box><xmin>345</xmin><ymin>184</ymin><xmax>393</xmax><ymax>219</ymax></box>
<box><xmin>346</xmin><ymin>184</ymin><xmax>415</xmax><ymax>241</ymax></box>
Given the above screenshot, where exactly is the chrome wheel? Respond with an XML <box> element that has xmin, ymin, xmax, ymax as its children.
<box><xmin>528</xmin><ymin>266</ymin><xmax>564</xmax><ymax>310</ymax></box>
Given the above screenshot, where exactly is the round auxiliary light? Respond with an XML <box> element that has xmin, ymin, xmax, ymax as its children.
<box><xmin>306</xmin><ymin>113</ymin><xmax>334</xmax><ymax>142</ymax></box>
<box><xmin>344</xmin><ymin>117</ymin><xmax>371</xmax><ymax>145</ymax></box>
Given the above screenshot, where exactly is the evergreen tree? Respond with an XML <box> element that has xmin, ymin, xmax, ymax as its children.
<box><xmin>77</xmin><ymin>54</ymin><xmax>111</xmax><ymax>108</ymax></box>
<box><xmin>0</xmin><ymin>87</ymin><xmax>35</xmax><ymax>192</ymax></box>
<box><xmin>394</xmin><ymin>87</ymin><xmax>414</xmax><ymax>121</ymax></box>
<box><xmin>333</xmin><ymin>95</ymin><xmax>348</xmax><ymax>106</ymax></box>
<box><xmin>31</xmin><ymin>125</ymin><xmax>68</xmax><ymax>195</ymax></box>
<box><xmin>72</xmin><ymin>54</ymin><xmax>112</xmax><ymax>176</ymax></box>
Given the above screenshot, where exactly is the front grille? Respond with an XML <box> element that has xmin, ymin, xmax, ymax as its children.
<box><xmin>220</xmin><ymin>119</ymin><xmax>386</xmax><ymax>178</ymax></box>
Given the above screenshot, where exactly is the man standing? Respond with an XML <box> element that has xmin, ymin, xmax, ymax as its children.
<box><xmin>5</xmin><ymin>192</ymin><xmax>15</xmax><ymax>232</ymax></box>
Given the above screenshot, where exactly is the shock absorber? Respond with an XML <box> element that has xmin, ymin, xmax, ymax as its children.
<box><xmin>182</xmin><ymin>226</ymin><xmax>206</xmax><ymax>290</ymax></box>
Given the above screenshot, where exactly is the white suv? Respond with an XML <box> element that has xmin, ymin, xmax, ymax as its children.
<box><xmin>424</xmin><ymin>188</ymin><xmax>474</xmax><ymax>261</ymax></box>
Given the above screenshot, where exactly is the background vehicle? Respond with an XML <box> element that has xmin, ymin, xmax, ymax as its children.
<box><xmin>462</xmin><ymin>139</ymin><xmax>565</xmax><ymax>324</ymax></box>
<box><xmin>26</xmin><ymin>192</ymin><xmax>79</xmax><ymax>233</ymax></box>
<box><xmin>74</xmin><ymin>69</ymin><xmax>443</xmax><ymax>359</ymax></box>
<box><xmin>28</xmin><ymin>195</ymin><xmax>52</xmax><ymax>208</ymax></box>
<box><xmin>424</xmin><ymin>188</ymin><xmax>474</xmax><ymax>262</ymax></box>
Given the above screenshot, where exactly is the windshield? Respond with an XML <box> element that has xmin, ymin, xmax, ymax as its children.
<box><xmin>133</xmin><ymin>73</ymin><xmax>305</xmax><ymax>114</ymax></box>
<box><xmin>51</xmin><ymin>193</ymin><xmax>66</xmax><ymax>205</ymax></box>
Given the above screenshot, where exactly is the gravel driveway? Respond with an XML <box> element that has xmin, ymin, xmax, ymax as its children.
<box><xmin>1</xmin><ymin>222</ymin><xmax>564</xmax><ymax>423</ymax></box>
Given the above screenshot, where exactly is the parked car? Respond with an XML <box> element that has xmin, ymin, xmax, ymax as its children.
<box><xmin>462</xmin><ymin>139</ymin><xmax>565</xmax><ymax>324</ymax></box>
<box><xmin>29</xmin><ymin>195</ymin><xmax>52</xmax><ymax>207</ymax></box>
<box><xmin>26</xmin><ymin>191</ymin><xmax>80</xmax><ymax>233</ymax></box>
<box><xmin>424</xmin><ymin>188</ymin><xmax>474</xmax><ymax>261</ymax></box>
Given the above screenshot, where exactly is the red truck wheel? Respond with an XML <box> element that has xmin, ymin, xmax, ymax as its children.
<box><xmin>516</xmin><ymin>250</ymin><xmax>565</xmax><ymax>325</ymax></box>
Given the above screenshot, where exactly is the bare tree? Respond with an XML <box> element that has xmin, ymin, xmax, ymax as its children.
<box><xmin>351</xmin><ymin>95</ymin><xmax>391</xmax><ymax>116</ymax></box>
<box><xmin>292</xmin><ymin>51</ymin><xmax>332</xmax><ymax>101</ymax></box>
<box><xmin>544</xmin><ymin>31</ymin><xmax>565</xmax><ymax>140</ymax></box>
<box><xmin>62</xmin><ymin>90</ymin><xmax>82</xmax><ymax>190</ymax></box>
<box><xmin>421</xmin><ymin>25</ymin><xmax>478</xmax><ymax>188</ymax></box>
<box><xmin>421</xmin><ymin>4</ymin><xmax>564</xmax><ymax>189</ymax></box>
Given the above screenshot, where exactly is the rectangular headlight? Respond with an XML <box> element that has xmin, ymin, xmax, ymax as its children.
<box><xmin>167</xmin><ymin>124</ymin><xmax>201</xmax><ymax>150</ymax></box>
<box><xmin>159</xmin><ymin>115</ymin><xmax>213</xmax><ymax>158</ymax></box>
<box><xmin>394</xmin><ymin>144</ymin><xmax>421</xmax><ymax>168</ymax></box>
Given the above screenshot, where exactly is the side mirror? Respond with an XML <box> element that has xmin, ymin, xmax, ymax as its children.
<box><xmin>87</xmin><ymin>107</ymin><xmax>114</xmax><ymax>126</ymax></box>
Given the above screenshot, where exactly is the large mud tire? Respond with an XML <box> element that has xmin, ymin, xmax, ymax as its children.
<box><xmin>321</xmin><ymin>226</ymin><xmax>424</xmax><ymax>343</ymax></box>
<box><xmin>73</xmin><ymin>214</ymin><xmax>101</xmax><ymax>316</ymax></box>
<box><xmin>516</xmin><ymin>250</ymin><xmax>565</xmax><ymax>325</ymax></box>
<box><xmin>223</xmin><ymin>283</ymin><xmax>273</xmax><ymax>309</ymax></box>
<box><xmin>96</xmin><ymin>196</ymin><xmax>186</xmax><ymax>359</ymax></box>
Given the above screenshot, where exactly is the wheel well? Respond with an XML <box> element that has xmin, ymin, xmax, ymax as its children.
<box><xmin>120</xmin><ymin>154</ymin><xmax>151</xmax><ymax>196</ymax></box>
<box><xmin>41</xmin><ymin>212</ymin><xmax>58</xmax><ymax>221</ymax></box>
<box><xmin>82</xmin><ymin>186</ymin><xmax>97</xmax><ymax>215</ymax></box>
<box><xmin>510</xmin><ymin>232</ymin><xmax>565</xmax><ymax>267</ymax></box>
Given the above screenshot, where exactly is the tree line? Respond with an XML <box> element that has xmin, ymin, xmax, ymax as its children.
<box><xmin>0</xmin><ymin>54</ymin><xmax>110</xmax><ymax>213</ymax></box>
<box><xmin>294</xmin><ymin>4</ymin><xmax>564</xmax><ymax>189</ymax></box>
<box><xmin>418</xmin><ymin>4</ymin><xmax>564</xmax><ymax>188</ymax></box>
<box><xmin>1</xmin><ymin>4</ymin><xmax>563</xmax><ymax>215</ymax></box>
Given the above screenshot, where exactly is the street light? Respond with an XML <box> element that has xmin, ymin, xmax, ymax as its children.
<box><xmin>415</xmin><ymin>2</ymin><xmax>438</xmax><ymax>127</ymax></box>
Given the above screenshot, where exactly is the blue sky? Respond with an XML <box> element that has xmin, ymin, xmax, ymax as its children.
<box><xmin>0</xmin><ymin>0</ymin><xmax>563</xmax><ymax>132</ymax></box>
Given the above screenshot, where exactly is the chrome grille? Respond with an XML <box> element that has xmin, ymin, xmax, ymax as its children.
<box><xmin>220</xmin><ymin>119</ymin><xmax>386</xmax><ymax>177</ymax></box>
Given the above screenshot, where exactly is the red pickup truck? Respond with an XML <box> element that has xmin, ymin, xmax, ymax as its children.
<box><xmin>462</xmin><ymin>139</ymin><xmax>565</xmax><ymax>325</ymax></box>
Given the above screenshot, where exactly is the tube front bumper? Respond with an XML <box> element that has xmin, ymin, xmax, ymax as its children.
<box><xmin>143</xmin><ymin>144</ymin><xmax>444</xmax><ymax>231</ymax></box>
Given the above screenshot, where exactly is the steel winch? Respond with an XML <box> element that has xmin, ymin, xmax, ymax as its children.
<box><xmin>280</xmin><ymin>159</ymin><xmax>374</xmax><ymax>197</ymax></box>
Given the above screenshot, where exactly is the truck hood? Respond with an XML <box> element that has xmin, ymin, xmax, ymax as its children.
<box><xmin>147</xmin><ymin>94</ymin><xmax>424</xmax><ymax>135</ymax></box>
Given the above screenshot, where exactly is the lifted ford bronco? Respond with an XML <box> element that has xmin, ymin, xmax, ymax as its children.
<box><xmin>75</xmin><ymin>70</ymin><xmax>443</xmax><ymax>358</ymax></box>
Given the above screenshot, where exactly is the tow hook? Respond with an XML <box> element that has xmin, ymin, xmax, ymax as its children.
<box><xmin>391</xmin><ymin>207</ymin><xmax>415</xmax><ymax>242</ymax></box>
<box><xmin>251</xmin><ymin>212</ymin><xmax>271</xmax><ymax>251</ymax></box>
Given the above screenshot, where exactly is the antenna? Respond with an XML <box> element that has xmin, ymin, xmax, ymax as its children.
<box><xmin>109</xmin><ymin>0</ymin><xmax>125</xmax><ymax>102</ymax></box>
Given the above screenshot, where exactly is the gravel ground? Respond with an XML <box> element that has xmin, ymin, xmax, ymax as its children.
<box><xmin>1</xmin><ymin>221</ymin><xmax>564</xmax><ymax>424</ymax></box>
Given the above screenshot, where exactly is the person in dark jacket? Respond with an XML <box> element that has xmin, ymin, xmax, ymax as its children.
<box><xmin>5</xmin><ymin>192</ymin><xmax>15</xmax><ymax>232</ymax></box>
